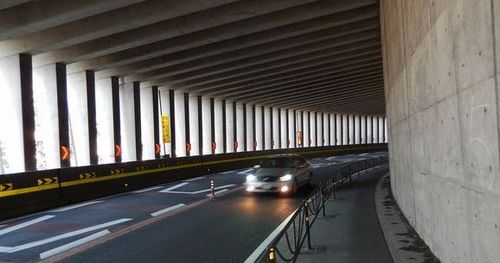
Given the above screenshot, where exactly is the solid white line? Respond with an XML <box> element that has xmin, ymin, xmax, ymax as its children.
<box><xmin>206</xmin><ymin>189</ymin><xmax>228</xmax><ymax>197</ymax></box>
<box><xmin>238</xmin><ymin>168</ymin><xmax>253</xmax><ymax>175</ymax></box>
<box><xmin>0</xmin><ymin>215</ymin><xmax>55</xmax><ymax>236</ymax></box>
<box><xmin>185</xmin><ymin>176</ymin><xmax>206</xmax><ymax>182</ymax></box>
<box><xmin>130</xmin><ymin>186</ymin><xmax>163</xmax><ymax>194</ymax></box>
<box><xmin>162</xmin><ymin>184</ymin><xmax>236</xmax><ymax>194</ymax></box>
<box><xmin>39</xmin><ymin>230</ymin><xmax>111</xmax><ymax>259</ymax></box>
<box><xmin>150</xmin><ymin>203</ymin><xmax>186</xmax><ymax>217</ymax></box>
<box><xmin>244</xmin><ymin>210</ymin><xmax>297</xmax><ymax>263</ymax></box>
<box><xmin>51</xmin><ymin>201</ymin><xmax>103</xmax><ymax>212</ymax></box>
<box><xmin>0</xmin><ymin>218</ymin><xmax>132</xmax><ymax>253</ymax></box>
<box><xmin>359</xmin><ymin>153</ymin><xmax>369</xmax><ymax>156</ymax></box>
<box><xmin>222</xmin><ymin>170</ymin><xmax>235</xmax><ymax>174</ymax></box>
<box><xmin>159</xmin><ymin>182</ymin><xmax>189</xmax><ymax>193</ymax></box>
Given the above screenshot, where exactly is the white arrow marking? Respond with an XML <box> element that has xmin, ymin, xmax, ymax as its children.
<box><xmin>0</xmin><ymin>215</ymin><xmax>55</xmax><ymax>237</ymax></box>
<box><xmin>51</xmin><ymin>201</ymin><xmax>103</xmax><ymax>212</ymax></box>
<box><xmin>159</xmin><ymin>182</ymin><xmax>189</xmax><ymax>193</ymax></box>
<box><xmin>150</xmin><ymin>203</ymin><xmax>186</xmax><ymax>217</ymax></box>
<box><xmin>0</xmin><ymin>218</ymin><xmax>132</xmax><ymax>253</ymax></box>
<box><xmin>39</xmin><ymin>230</ymin><xmax>111</xmax><ymax>259</ymax></box>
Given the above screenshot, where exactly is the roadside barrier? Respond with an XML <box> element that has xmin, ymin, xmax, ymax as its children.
<box><xmin>255</xmin><ymin>156</ymin><xmax>389</xmax><ymax>263</ymax></box>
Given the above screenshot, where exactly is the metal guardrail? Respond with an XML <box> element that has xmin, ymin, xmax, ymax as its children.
<box><xmin>256</xmin><ymin>156</ymin><xmax>389</xmax><ymax>263</ymax></box>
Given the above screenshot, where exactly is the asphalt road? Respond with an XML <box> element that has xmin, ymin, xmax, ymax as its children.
<box><xmin>0</xmin><ymin>152</ymin><xmax>386</xmax><ymax>263</ymax></box>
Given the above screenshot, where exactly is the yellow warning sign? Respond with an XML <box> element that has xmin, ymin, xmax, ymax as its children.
<box><xmin>161</xmin><ymin>115</ymin><xmax>171</xmax><ymax>143</ymax></box>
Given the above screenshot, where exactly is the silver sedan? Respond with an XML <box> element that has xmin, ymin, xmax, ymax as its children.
<box><xmin>245</xmin><ymin>155</ymin><xmax>312</xmax><ymax>195</ymax></box>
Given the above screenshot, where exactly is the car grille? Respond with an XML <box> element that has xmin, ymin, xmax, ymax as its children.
<box><xmin>257</xmin><ymin>176</ymin><xmax>280</xmax><ymax>182</ymax></box>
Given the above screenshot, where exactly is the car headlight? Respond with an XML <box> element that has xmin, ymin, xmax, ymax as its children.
<box><xmin>246</xmin><ymin>175</ymin><xmax>257</xmax><ymax>182</ymax></box>
<box><xmin>280</xmin><ymin>174</ymin><xmax>293</xmax><ymax>181</ymax></box>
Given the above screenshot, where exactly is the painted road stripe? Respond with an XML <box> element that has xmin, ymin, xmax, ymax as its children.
<box><xmin>39</xmin><ymin>230</ymin><xmax>111</xmax><ymax>259</ymax></box>
<box><xmin>238</xmin><ymin>168</ymin><xmax>253</xmax><ymax>175</ymax></box>
<box><xmin>0</xmin><ymin>215</ymin><xmax>55</xmax><ymax>236</ymax></box>
<box><xmin>51</xmin><ymin>201</ymin><xmax>103</xmax><ymax>212</ymax></box>
<box><xmin>244</xmin><ymin>209</ymin><xmax>298</xmax><ymax>263</ymax></box>
<box><xmin>130</xmin><ymin>186</ymin><xmax>163</xmax><ymax>194</ymax></box>
<box><xmin>185</xmin><ymin>176</ymin><xmax>206</xmax><ymax>182</ymax></box>
<box><xmin>150</xmin><ymin>203</ymin><xmax>186</xmax><ymax>217</ymax></box>
<box><xmin>359</xmin><ymin>153</ymin><xmax>369</xmax><ymax>156</ymax></box>
<box><xmin>222</xmin><ymin>170</ymin><xmax>235</xmax><ymax>174</ymax></box>
<box><xmin>159</xmin><ymin>182</ymin><xmax>189</xmax><ymax>193</ymax></box>
<box><xmin>164</xmin><ymin>184</ymin><xmax>236</xmax><ymax>194</ymax></box>
<box><xmin>206</xmin><ymin>189</ymin><xmax>229</xmax><ymax>197</ymax></box>
<box><xmin>0</xmin><ymin>218</ymin><xmax>132</xmax><ymax>253</ymax></box>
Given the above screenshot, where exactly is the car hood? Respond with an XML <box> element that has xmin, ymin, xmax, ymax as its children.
<box><xmin>254</xmin><ymin>168</ymin><xmax>293</xmax><ymax>177</ymax></box>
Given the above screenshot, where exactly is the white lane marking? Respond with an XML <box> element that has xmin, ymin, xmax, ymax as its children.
<box><xmin>164</xmin><ymin>184</ymin><xmax>236</xmax><ymax>194</ymax></box>
<box><xmin>39</xmin><ymin>230</ymin><xmax>111</xmax><ymax>259</ymax></box>
<box><xmin>0</xmin><ymin>225</ymin><xmax>5</xmax><ymax>228</ymax></box>
<box><xmin>359</xmin><ymin>153</ymin><xmax>369</xmax><ymax>156</ymax></box>
<box><xmin>51</xmin><ymin>201</ymin><xmax>103</xmax><ymax>212</ymax></box>
<box><xmin>185</xmin><ymin>176</ymin><xmax>206</xmax><ymax>182</ymax></box>
<box><xmin>130</xmin><ymin>186</ymin><xmax>163</xmax><ymax>194</ymax></box>
<box><xmin>238</xmin><ymin>168</ymin><xmax>253</xmax><ymax>175</ymax></box>
<box><xmin>0</xmin><ymin>218</ymin><xmax>132</xmax><ymax>253</ymax></box>
<box><xmin>150</xmin><ymin>203</ymin><xmax>186</xmax><ymax>217</ymax></box>
<box><xmin>159</xmin><ymin>182</ymin><xmax>189</xmax><ymax>193</ymax></box>
<box><xmin>0</xmin><ymin>215</ymin><xmax>55</xmax><ymax>236</ymax></box>
<box><xmin>244</xmin><ymin>210</ymin><xmax>297</xmax><ymax>263</ymax></box>
<box><xmin>222</xmin><ymin>170</ymin><xmax>235</xmax><ymax>174</ymax></box>
<box><xmin>206</xmin><ymin>189</ymin><xmax>229</xmax><ymax>197</ymax></box>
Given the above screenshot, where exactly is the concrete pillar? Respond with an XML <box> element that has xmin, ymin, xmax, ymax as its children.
<box><xmin>0</xmin><ymin>54</ymin><xmax>34</xmax><ymax>173</ymax></box>
<box><xmin>349</xmin><ymin>114</ymin><xmax>355</xmax><ymax>144</ymax></box>
<box><xmin>67</xmin><ymin>67</ymin><xmax>91</xmax><ymax>166</ymax></box>
<box><xmin>372</xmin><ymin>115</ymin><xmax>378</xmax><ymax>144</ymax></box>
<box><xmin>360</xmin><ymin>115</ymin><xmax>366</xmax><ymax>144</ymax></box>
<box><xmin>184</xmin><ymin>93</ymin><xmax>190</xmax><ymax>157</ymax></box>
<box><xmin>140</xmin><ymin>85</ymin><xmax>154</xmax><ymax>160</ymax></box>
<box><xmin>152</xmin><ymin>86</ymin><xmax>160</xmax><ymax>159</ymax></box>
<box><xmin>255</xmin><ymin>106</ymin><xmax>263</xmax><ymax>151</ymax></box>
<box><xmin>214</xmin><ymin>99</ymin><xmax>223</xmax><ymax>154</ymax></box>
<box><xmin>272</xmin><ymin>107</ymin><xmax>279</xmax><ymax>150</ymax></box>
<box><xmin>201</xmin><ymin>97</ymin><xmax>211</xmax><ymax>155</ymax></box>
<box><xmin>264</xmin><ymin>106</ymin><xmax>272</xmax><ymax>150</ymax></box>
<box><xmin>173</xmin><ymin>90</ymin><xmax>186</xmax><ymax>157</ymax></box>
<box><xmin>303</xmin><ymin>111</ymin><xmax>309</xmax><ymax>147</ymax></box>
<box><xmin>236</xmin><ymin>102</ymin><xmax>244</xmax><ymax>152</ymax></box>
<box><xmin>33</xmin><ymin>63</ymin><xmax>62</xmax><ymax>170</ymax></box>
<box><xmin>246</xmin><ymin>104</ymin><xmax>254</xmax><ymax>151</ymax></box>
<box><xmin>119</xmin><ymin>81</ymin><xmax>137</xmax><ymax>162</ymax></box>
<box><xmin>225</xmin><ymin>101</ymin><xmax>234</xmax><ymax>153</ymax></box>
<box><xmin>330</xmin><ymin>114</ymin><xmax>335</xmax><ymax>145</ymax></box>
<box><xmin>189</xmin><ymin>95</ymin><xmax>199</xmax><ymax>156</ymax></box>
<box><xmin>95</xmin><ymin>77</ymin><xmax>114</xmax><ymax>164</ymax></box>
<box><xmin>280</xmin><ymin>109</ymin><xmax>286</xmax><ymax>149</ymax></box>
<box><xmin>158</xmin><ymin>87</ymin><xmax>171</xmax><ymax>157</ymax></box>
<box><xmin>323</xmin><ymin>113</ymin><xmax>328</xmax><ymax>146</ymax></box>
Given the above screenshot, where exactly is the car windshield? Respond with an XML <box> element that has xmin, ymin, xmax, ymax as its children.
<box><xmin>260</xmin><ymin>158</ymin><xmax>296</xmax><ymax>168</ymax></box>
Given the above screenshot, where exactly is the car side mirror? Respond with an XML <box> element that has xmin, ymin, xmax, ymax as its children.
<box><xmin>254</xmin><ymin>164</ymin><xmax>261</xmax><ymax>169</ymax></box>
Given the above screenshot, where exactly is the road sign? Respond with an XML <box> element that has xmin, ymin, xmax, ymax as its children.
<box><xmin>161</xmin><ymin>115</ymin><xmax>171</xmax><ymax>143</ymax></box>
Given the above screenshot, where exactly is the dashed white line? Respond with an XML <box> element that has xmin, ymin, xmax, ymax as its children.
<box><xmin>359</xmin><ymin>153</ymin><xmax>369</xmax><ymax>156</ymax></box>
<box><xmin>130</xmin><ymin>186</ymin><xmax>163</xmax><ymax>194</ymax></box>
<box><xmin>206</xmin><ymin>189</ymin><xmax>229</xmax><ymax>197</ymax></box>
<box><xmin>0</xmin><ymin>215</ymin><xmax>55</xmax><ymax>237</ymax></box>
<box><xmin>244</xmin><ymin>209</ymin><xmax>297</xmax><ymax>263</ymax></box>
<box><xmin>39</xmin><ymin>230</ymin><xmax>111</xmax><ymax>259</ymax></box>
<box><xmin>159</xmin><ymin>182</ymin><xmax>189</xmax><ymax>193</ymax></box>
<box><xmin>51</xmin><ymin>201</ymin><xmax>103</xmax><ymax>212</ymax></box>
<box><xmin>150</xmin><ymin>203</ymin><xmax>186</xmax><ymax>217</ymax></box>
<box><xmin>0</xmin><ymin>218</ymin><xmax>132</xmax><ymax>253</ymax></box>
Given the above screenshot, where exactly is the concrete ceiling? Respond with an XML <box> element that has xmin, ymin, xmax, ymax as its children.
<box><xmin>1</xmin><ymin>0</ymin><xmax>385</xmax><ymax>115</ymax></box>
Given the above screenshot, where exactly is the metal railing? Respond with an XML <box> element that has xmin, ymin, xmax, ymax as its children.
<box><xmin>255</xmin><ymin>156</ymin><xmax>389</xmax><ymax>263</ymax></box>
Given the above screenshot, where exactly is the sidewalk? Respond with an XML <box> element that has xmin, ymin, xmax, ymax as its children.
<box><xmin>296</xmin><ymin>167</ymin><xmax>393</xmax><ymax>263</ymax></box>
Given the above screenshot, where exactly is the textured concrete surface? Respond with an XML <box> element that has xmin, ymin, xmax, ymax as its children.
<box><xmin>381</xmin><ymin>1</ymin><xmax>500</xmax><ymax>262</ymax></box>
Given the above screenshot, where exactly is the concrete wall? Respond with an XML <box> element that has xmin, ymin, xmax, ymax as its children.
<box><xmin>381</xmin><ymin>1</ymin><xmax>500</xmax><ymax>262</ymax></box>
